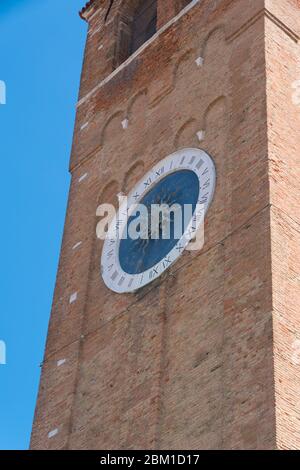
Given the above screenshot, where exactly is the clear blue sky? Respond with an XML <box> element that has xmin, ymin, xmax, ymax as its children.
<box><xmin>0</xmin><ymin>0</ymin><xmax>87</xmax><ymax>450</ymax></box>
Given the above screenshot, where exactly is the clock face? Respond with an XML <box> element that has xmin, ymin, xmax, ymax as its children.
<box><xmin>101</xmin><ymin>148</ymin><xmax>216</xmax><ymax>293</ymax></box>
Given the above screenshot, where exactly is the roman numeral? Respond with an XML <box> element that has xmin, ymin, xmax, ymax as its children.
<box><xmin>200</xmin><ymin>192</ymin><xmax>209</xmax><ymax>204</ymax></box>
<box><xmin>196</xmin><ymin>207</ymin><xmax>204</xmax><ymax>218</ymax></box>
<box><xmin>163</xmin><ymin>257</ymin><xmax>171</xmax><ymax>269</ymax></box>
<box><xmin>203</xmin><ymin>179</ymin><xmax>210</xmax><ymax>189</ymax></box>
<box><xmin>196</xmin><ymin>158</ymin><xmax>204</xmax><ymax>170</ymax></box>
<box><xmin>176</xmin><ymin>244</ymin><xmax>184</xmax><ymax>252</ymax></box>
<box><xmin>155</xmin><ymin>166</ymin><xmax>164</xmax><ymax>177</ymax></box>
<box><xmin>149</xmin><ymin>267</ymin><xmax>159</xmax><ymax>279</ymax></box>
<box><xmin>144</xmin><ymin>177</ymin><xmax>152</xmax><ymax>187</ymax></box>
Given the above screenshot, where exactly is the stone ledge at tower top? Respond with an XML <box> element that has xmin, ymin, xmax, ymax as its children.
<box><xmin>79</xmin><ymin>0</ymin><xmax>104</xmax><ymax>20</ymax></box>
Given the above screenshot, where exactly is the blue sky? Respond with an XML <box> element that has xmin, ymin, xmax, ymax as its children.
<box><xmin>0</xmin><ymin>0</ymin><xmax>87</xmax><ymax>449</ymax></box>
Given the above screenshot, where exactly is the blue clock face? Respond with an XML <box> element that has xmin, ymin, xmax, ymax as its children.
<box><xmin>119</xmin><ymin>170</ymin><xmax>200</xmax><ymax>275</ymax></box>
<box><xmin>101</xmin><ymin>149</ymin><xmax>216</xmax><ymax>293</ymax></box>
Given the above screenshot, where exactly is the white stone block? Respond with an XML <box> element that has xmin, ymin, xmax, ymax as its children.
<box><xmin>57</xmin><ymin>359</ymin><xmax>66</xmax><ymax>367</ymax></box>
<box><xmin>72</xmin><ymin>241</ymin><xmax>82</xmax><ymax>250</ymax></box>
<box><xmin>195</xmin><ymin>57</ymin><xmax>204</xmax><ymax>67</ymax></box>
<box><xmin>78</xmin><ymin>173</ymin><xmax>88</xmax><ymax>183</ymax></box>
<box><xmin>80</xmin><ymin>122</ymin><xmax>89</xmax><ymax>131</ymax></box>
<box><xmin>196</xmin><ymin>130</ymin><xmax>205</xmax><ymax>142</ymax></box>
<box><xmin>48</xmin><ymin>429</ymin><xmax>58</xmax><ymax>439</ymax></box>
<box><xmin>69</xmin><ymin>292</ymin><xmax>78</xmax><ymax>304</ymax></box>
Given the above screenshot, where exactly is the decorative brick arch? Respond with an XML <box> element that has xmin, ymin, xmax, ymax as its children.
<box><xmin>127</xmin><ymin>89</ymin><xmax>148</xmax><ymax>119</ymax></box>
<box><xmin>173</xmin><ymin>48</ymin><xmax>196</xmax><ymax>86</ymax></box>
<box><xmin>122</xmin><ymin>160</ymin><xmax>145</xmax><ymax>193</ymax></box>
<box><xmin>98</xmin><ymin>179</ymin><xmax>120</xmax><ymax>207</ymax></box>
<box><xmin>100</xmin><ymin>110</ymin><xmax>125</xmax><ymax>147</ymax></box>
<box><xmin>174</xmin><ymin>118</ymin><xmax>198</xmax><ymax>149</ymax></box>
<box><xmin>200</xmin><ymin>25</ymin><xmax>226</xmax><ymax>60</ymax></box>
<box><xmin>203</xmin><ymin>96</ymin><xmax>226</xmax><ymax>130</ymax></box>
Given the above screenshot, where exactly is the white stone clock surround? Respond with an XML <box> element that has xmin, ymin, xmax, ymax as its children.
<box><xmin>101</xmin><ymin>148</ymin><xmax>216</xmax><ymax>294</ymax></box>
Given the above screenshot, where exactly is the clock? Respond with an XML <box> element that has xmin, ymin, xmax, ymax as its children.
<box><xmin>101</xmin><ymin>148</ymin><xmax>216</xmax><ymax>293</ymax></box>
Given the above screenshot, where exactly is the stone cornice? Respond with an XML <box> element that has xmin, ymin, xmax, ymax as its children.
<box><xmin>80</xmin><ymin>0</ymin><xmax>105</xmax><ymax>21</ymax></box>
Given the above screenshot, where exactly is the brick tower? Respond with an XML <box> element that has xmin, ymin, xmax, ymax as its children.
<box><xmin>31</xmin><ymin>0</ymin><xmax>300</xmax><ymax>450</ymax></box>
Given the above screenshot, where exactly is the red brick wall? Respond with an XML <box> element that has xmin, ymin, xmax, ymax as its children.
<box><xmin>30</xmin><ymin>0</ymin><xmax>300</xmax><ymax>449</ymax></box>
<box><xmin>265</xmin><ymin>0</ymin><xmax>300</xmax><ymax>449</ymax></box>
